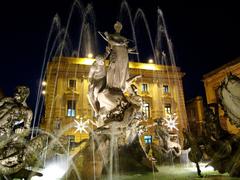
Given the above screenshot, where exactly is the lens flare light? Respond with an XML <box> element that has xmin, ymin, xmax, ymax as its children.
<box><xmin>163</xmin><ymin>113</ymin><xmax>178</xmax><ymax>131</ymax></box>
<box><xmin>74</xmin><ymin>118</ymin><xmax>89</xmax><ymax>134</ymax></box>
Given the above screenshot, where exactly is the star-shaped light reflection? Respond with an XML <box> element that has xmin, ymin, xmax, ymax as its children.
<box><xmin>74</xmin><ymin>119</ymin><xmax>89</xmax><ymax>134</ymax></box>
<box><xmin>163</xmin><ymin>114</ymin><xmax>178</xmax><ymax>131</ymax></box>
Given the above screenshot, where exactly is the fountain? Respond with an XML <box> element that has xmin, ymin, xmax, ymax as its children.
<box><xmin>62</xmin><ymin>20</ymin><xmax>158</xmax><ymax>180</ymax></box>
<box><xmin>184</xmin><ymin>73</ymin><xmax>240</xmax><ymax>177</ymax></box>
<box><xmin>0</xmin><ymin>0</ymin><xmax>211</xmax><ymax>179</ymax></box>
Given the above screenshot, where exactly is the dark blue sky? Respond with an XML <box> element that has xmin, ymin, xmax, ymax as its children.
<box><xmin>0</xmin><ymin>0</ymin><xmax>239</xmax><ymax>108</ymax></box>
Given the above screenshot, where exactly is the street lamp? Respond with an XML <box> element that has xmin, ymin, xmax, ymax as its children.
<box><xmin>148</xmin><ymin>58</ymin><xmax>154</xmax><ymax>63</ymax></box>
<box><xmin>42</xmin><ymin>81</ymin><xmax>47</xmax><ymax>86</ymax></box>
<box><xmin>87</xmin><ymin>53</ymin><xmax>93</xmax><ymax>58</ymax></box>
<box><xmin>42</xmin><ymin>90</ymin><xmax>46</xmax><ymax>95</ymax></box>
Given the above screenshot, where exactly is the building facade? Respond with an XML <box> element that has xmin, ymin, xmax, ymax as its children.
<box><xmin>185</xmin><ymin>96</ymin><xmax>204</xmax><ymax>137</ymax></box>
<box><xmin>202</xmin><ymin>57</ymin><xmax>240</xmax><ymax>134</ymax></box>
<box><xmin>41</xmin><ymin>57</ymin><xmax>188</xmax><ymax>149</ymax></box>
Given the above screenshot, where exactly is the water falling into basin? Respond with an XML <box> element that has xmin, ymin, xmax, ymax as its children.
<box><xmin>14</xmin><ymin>0</ymin><xmax>191</xmax><ymax>179</ymax></box>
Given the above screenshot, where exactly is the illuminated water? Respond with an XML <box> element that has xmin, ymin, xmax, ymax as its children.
<box><xmin>102</xmin><ymin>164</ymin><xmax>239</xmax><ymax>180</ymax></box>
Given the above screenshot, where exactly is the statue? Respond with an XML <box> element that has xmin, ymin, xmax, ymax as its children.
<box><xmin>66</xmin><ymin>22</ymin><xmax>155</xmax><ymax>180</ymax></box>
<box><xmin>183</xmin><ymin>128</ymin><xmax>203</xmax><ymax>177</ymax></box>
<box><xmin>0</xmin><ymin>86</ymin><xmax>32</xmax><ymax>146</ymax></box>
<box><xmin>155</xmin><ymin>118</ymin><xmax>169</xmax><ymax>151</ymax></box>
<box><xmin>99</xmin><ymin>21</ymin><xmax>136</xmax><ymax>91</ymax></box>
<box><xmin>0</xmin><ymin>86</ymin><xmax>48</xmax><ymax>179</ymax></box>
<box><xmin>87</xmin><ymin>54</ymin><xmax>106</xmax><ymax>114</ymax></box>
<box><xmin>148</xmin><ymin>118</ymin><xmax>181</xmax><ymax>165</ymax></box>
<box><xmin>218</xmin><ymin>73</ymin><xmax>240</xmax><ymax>127</ymax></box>
<box><xmin>182</xmin><ymin>73</ymin><xmax>240</xmax><ymax>177</ymax></box>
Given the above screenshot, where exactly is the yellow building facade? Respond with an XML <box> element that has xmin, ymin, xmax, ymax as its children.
<box><xmin>202</xmin><ymin>57</ymin><xmax>240</xmax><ymax>134</ymax></box>
<box><xmin>185</xmin><ymin>96</ymin><xmax>204</xmax><ymax>137</ymax></box>
<box><xmin>41</xmin><ymin>57</ymin><xmax>188</xmax><ymax>148</ymax></box>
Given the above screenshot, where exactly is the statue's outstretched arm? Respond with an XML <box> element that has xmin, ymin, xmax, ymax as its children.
<box><xmin>104</xmin><ymin>46</ymin><xmax>111</xmax><ymax>59</ymax></box>
<box><xmin>128</xmin><ymin>47</ymin><xmax>138</xmax><ymax>54</ymax></box>
<box><xmin>98</xmin><ymin>31</ymin><xmax>109</xmax><ymax>42</ymax></box>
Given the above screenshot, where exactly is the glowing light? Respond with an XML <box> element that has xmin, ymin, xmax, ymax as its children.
<box><xmin>185</xmin><ymin>162</ymin><xmax>214</xmax><ymax>173</ymax></box>
<box><xmin>163</xmin><ymin>113</ymin><xmax>178</xmax><ymax>131</ymax></box>
<box><xmin>42</xmin><ymin>81</ymin><xmax>47</xmax><ymax>86</ymax></box>
<box><xmin>42</xmin><ymin>90</ymin><xmax>46</xmax><ymax>95</ymax></box>
<box><xmin>138</xmin><ymin>64</ymin><xmax>157</xmax><ymax>70</ymax></box>
<box><xmin>32</xmin><ymin>163</ymin><xmax>67</xmax><ymax>180</ymax></box>
<box><xmin>83</xmin><ymin>58</ymin><xmax>95</xmax><ymax>65</ymax></box>
<box><xmin>148</xmin><ymin>58</ymin><xmax>154</xmax><ymax>63</ymax></box>
<box><xmin>74</xmin><ymin>118</ymin><xmax>89</xmax><ymax>133</ymax></box>
<box><xmin>87</xmin><ymin>53</ymin><xmax>93</xmax><ymax>58</ymax></box>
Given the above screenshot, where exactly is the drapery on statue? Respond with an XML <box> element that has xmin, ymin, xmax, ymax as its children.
<box><xmin>99</xmin><ymin>21</ymin><xmax>136</xmax><ymax>91</ymax></box>
<box><xmin>87</xmin><ymin>21</ymin><xmax>139</xmax><ymax>122</ymax></box>
<box><xmin>0</xmin><ymin>86</ymin><xmax>47</xmax><ymax>179</ymax></box>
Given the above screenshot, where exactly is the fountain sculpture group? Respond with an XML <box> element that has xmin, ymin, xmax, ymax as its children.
<box><xmin>67</xmin><ymin>21</ymin><xmax>154</xmax><ymax>180</ymax></box>
<box><xmin>184</xmin><ymin>73</ymin><xmax>240</xmax><ymax>177</ymax></box>
<box><xmin>0</xmin><ymin>86</ymin><xmax>47</xmax><ymax>179</ymax></box>
<box><xmin>1</xmin><ymin>16</ymin><xmax>240</xmax><ymax>179</ymax></box>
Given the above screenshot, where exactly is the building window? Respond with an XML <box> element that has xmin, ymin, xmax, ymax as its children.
<box><xmin>164</xmin><ymin>103</ymin><xmax>171</xmax><ymax>114</ymax></box>
<box><xmin>142</xmin><ymin>84</ymin><xmax>148</xmax><ymax>92</ymax></box>
<box><xmin>68</xmin><ymin>79</ymin><xmax>76</xmax><ymax>89</ymax></box>
<box><xmin>163</xmin><ymin>85</ymin><xmax>169</xmax><ymax>93</ymax></box>
<box><xmin>142</xmin><ymin>102</ymin><xmax>150</xmax><ymax>119</ymax></box>
<box><xmin>67</xmin><ymin>100</ymin><xmax>76</xmax><ymax>117</ymax></box>
<box><xmin>144</xmin><ymin>135</ymin><xmax>152</xmax><ymax>144</ymax></box>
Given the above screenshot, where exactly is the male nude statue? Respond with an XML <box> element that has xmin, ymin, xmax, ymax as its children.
<box><xmin>87</xmin><ymin>55</ymin><xmax>106</xmax><ymax>114</ymax></box>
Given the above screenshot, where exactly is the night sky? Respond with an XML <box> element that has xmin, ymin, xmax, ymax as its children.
<box><xmin>0</xmin><ymin>0</ymin><xmax>240</xmax><ymax>109</ymax></box>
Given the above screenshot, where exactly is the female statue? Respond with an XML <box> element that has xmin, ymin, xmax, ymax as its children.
<box><xmin>100</xmin><ymin>21</ymin><xmax>136</xmax><ymax>91</ymax></box>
